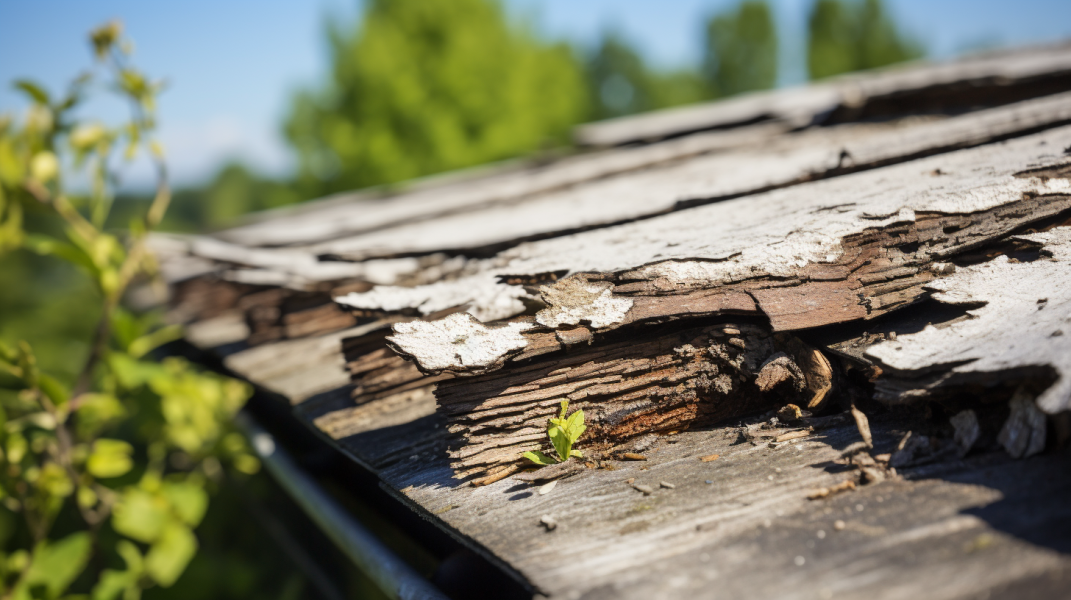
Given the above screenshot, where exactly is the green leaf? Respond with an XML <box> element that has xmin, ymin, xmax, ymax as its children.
<box><xmin>113</xmin><ymin>488</ymin><xmax>170</xmax><ymax>543</ymax></box>
<box><xmin>23</xmin><ymin>233</ymin><xmax>97</xmax><ymax>273</ymax></box>
<box><xmin>570</xmin><ymin>449</ymin><xmax>583</xmax><ymax>458</ymax></box>
<box><xmin>144</xmin><ymin>522</ymin><xmax>197</xmax><ymax>587</ymax></box>
<box><xmin>127</xmin><ymin>324</ymin><xmax>183</xmax><ymax>358</ymax></box>
<box><xmin>522</xmin><ymin>451</ymin><xmax>558</xmax><ymax>466</ymax></box>
<box><xmin>13</xmin><ymin>80</ymin><xmax>51</xmax><ymax>105</ymax></box>
<box><xmin>92</xmin><ymin>541</ymin><xmax>143</xmax><ymax>600</ymax></box>
<box><xmin>116</xmin><ymin>539</ymin><xmax>143</xmax><ymax>572</ymax></box>
<box><xmin>565</xmin><ymin>408</ymin><xmax>586</xmax><ymax>443</ymax></box>
<box><xmin>37</xmin><ymin>374</ymin><xmax>70</xmax><ymax>409</ymax></box>
<box><xmin>161</xmin><ymin>480</ymin><xmax>208</xmax><ymax>527</ymax></box>
<box><xmin>0</xmin><ymin>340</ymin><xmax>16</xmax><ymax>363</ymax></box>
<box><xmin>548</xmin><ymin>424</ymin><xmax>571</xmax><ymax>463</ymax></box>
<box><xmin>108</xmin><ymin>353</ymin><xmax>166</xmax><ymax>389</ymax></box>
<box><xmin>92</xmin><ymin>569</ymin><xmax>138</xmax><ymax>600</ymax></box>
<box><xmin>87</xmin><ymin>439</ymin><xmax>134</xmax><ymax>478</ymax></box>
<box><xmin>75</xmin><ymin>393</ymin><xmax>126</xmax><ymax>437</ymax></box>
<box><xmin>24</xmin><ymin>532</ymin><xmax>92</xmax><ymax>598</ymax></box>
<box><xmin>36</xmin><ymin>462</ymin><xmax>74</xmax><ymax>497</ymax></box>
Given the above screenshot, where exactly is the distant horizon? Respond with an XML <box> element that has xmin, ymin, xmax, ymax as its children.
<box><xmin>2</xmin><ymin>0</ymin><xmax>1070</xmax><ymax>193</ymax></box>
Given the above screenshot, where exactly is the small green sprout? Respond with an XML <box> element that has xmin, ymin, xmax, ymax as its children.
<box><xmin>523</xmin><ymin>400</ymin><xmax>586</xmax><ymax>466</ymax></box>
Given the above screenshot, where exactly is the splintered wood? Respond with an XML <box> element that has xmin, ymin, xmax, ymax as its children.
<box><xmin>436</xmin><ymin>323</ymin><xmax>832</xmax><ymax>479</ymax></box>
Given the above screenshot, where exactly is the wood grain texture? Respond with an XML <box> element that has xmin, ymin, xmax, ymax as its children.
<box><xmin>368</xmin><ymin>413</ymin><xmax>1071</xmax><ymax>600</ymax></box>
<box><xmin>436</xmin><ymin>323</ymin><xmax>832</xmax><ymax>480</ymax></box>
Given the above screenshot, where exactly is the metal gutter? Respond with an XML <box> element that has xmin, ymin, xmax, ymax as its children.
<box><xmin>237</xmin><ymin>414</ymin><xmax>450</xmax><ymax>600</ymax></box>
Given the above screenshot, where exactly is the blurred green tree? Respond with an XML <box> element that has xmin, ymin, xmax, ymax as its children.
<box><xmin>166</xmin><ymin>164</ymin><xmax>300</xmax><ymax>230</ymax></box>
<box><xmin>284</xmin><ymin>0</ymin><xmax>589</xmax><ymax>196</ymax></box>
<box><xmin>702</xmin><ymin>1</ymin><xmax>778</xmax><ymax>97</ymax></box>
<box><xmin>585</xmin><ymin>32</ymin><xmax>709</xmax><ymax>120</ymax></box>
<box><xmin>808</xmin><ymin>0</ymin><xmax>923</xmax><ymax>80</ymax></box>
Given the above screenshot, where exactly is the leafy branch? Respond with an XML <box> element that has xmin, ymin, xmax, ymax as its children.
<box><xmin>0</xmin><ymin>21</ymin><xmax>257</xmax><ymax>599</ymax></box>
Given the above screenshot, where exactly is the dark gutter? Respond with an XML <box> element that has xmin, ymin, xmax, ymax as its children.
<box><xmin>237</xmin><ymin>413</ymin><xmax>451</xmax><ymax>600</ymax></box>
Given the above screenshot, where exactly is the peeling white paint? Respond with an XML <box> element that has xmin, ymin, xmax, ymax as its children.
<box><xmin>335</xmin><ymin>127</ymin><xmax>1071</xmax><ymax>326</ymax></box>
<box><xmin>535</xmin><ymin>278</ymin><xmax>633</xmax><ymax>329</ymax></box>
<box><xmin>867</xmin><ymin>227</ymin><xmax>1071</xmax><ymax>413</ymax></box>
<box><xmin>387</xmin><ymin>313</ymin><xmax>534</xmax><ymax>374</ymax></box>
<box><xmin>335</xmin><ymin>276</ymin><xmax>534</xmax><ymax>323</ymax></box>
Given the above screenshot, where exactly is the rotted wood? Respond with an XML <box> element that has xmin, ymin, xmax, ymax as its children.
<box><xmin>341</xmin><ymin>323</ymin><xmax>449</xmax><ymax>408</ymax></box>
<box><xmin>382</xmin><ymin>127</ymin><xmax>1071</xmax><ymax>382</ymax></box>
<box><xmin>436</xmin><ymin>323</ymin><xmax>835</xmax><ymax>481</ymax></box>
<box><xmin>155</xmin><ymin>86</ymin><xmax>1071</xmax><ymax>298</ymax></box>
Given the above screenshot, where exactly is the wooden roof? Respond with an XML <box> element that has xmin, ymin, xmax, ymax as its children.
<box><xmin>159</xmin><ymin>43</ymin><xmax>1071</xmax><ymax>599</ymax></box>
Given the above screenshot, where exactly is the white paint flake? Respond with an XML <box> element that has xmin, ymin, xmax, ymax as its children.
<box><xmin>386</xmin><ymin>313</ymin><xmax>534</xmax><ymax>374</ymax></box>
<box><xmin>535</xmin><ymin>278</ymin><xmax>633</xmax><ymax>330</ymax></box>
<box><xmin>335</xmin><ymin>276</ymin><xmax>534</xmax><ymax>323</ymax></box>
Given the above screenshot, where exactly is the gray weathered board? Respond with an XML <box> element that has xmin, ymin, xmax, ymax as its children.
<box><xmin>159</xmin><ymin>45</ymin><xmax>1071</xmax><ymax>599</ymax></box>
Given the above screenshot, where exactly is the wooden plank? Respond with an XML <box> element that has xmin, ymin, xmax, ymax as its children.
<box><xmin>314</xmin><ymin>92</ymin><xmax>1071</xmax><ymax>262</ymax></box>
<box><xmin>366</xmin><ymin>412</ymin><xmax>1071</xmax><ymax>600</ymax></box>
<box><xmin>375</xmin><ymin>125</ymin><xmax>1071</xmax><ymax>355</ymax></box>
<box><xmin>576</xmin><ymin>42</ymin><xmax>1071</xmax><ymax>147</ymax></box>
<box><xmin>213</xmin><ymin>123</ymin><xmax>789</xmax><ymax>249</ymax></box>
<box><xmin>158</xmin><ymin>89</ymin><xmax>1071</xmax><ymax>343</ymax></box>
<box><xmin>158</xmin><ymin>86</ymin><xmax>1071</xmax><ymax>282</ymax></box>
<box><xmin>868</xmin><ymin>226</ymin><xmax>1071</xmax><ymax>414</ymax></box>
<box><xmin>222</xmin><ymin>323</ymin><xmax>387</xmax><ymax>403</ymax></box>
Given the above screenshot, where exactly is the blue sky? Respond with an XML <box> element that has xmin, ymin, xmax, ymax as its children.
<box><xmin>2</xmin><ymin>0</ymin><xmax>1070</xmax><ymax>190</ymax></box>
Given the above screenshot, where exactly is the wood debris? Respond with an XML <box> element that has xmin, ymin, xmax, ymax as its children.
<box><xmin>998</xmin><ymin>389</ymin><xmax>1047</xmax><ymax>458</ymax></box>
<box><xmin>632</xmin><ymin>484</ymin><xmax>654</xmax><ymax>495</ymax></box>
<box><xmin>776</xmin><ymin>404</ymin><xmax>803</xmax><ymax>423</ymax></box>
<box><xmin>850</xmin><ymin>404</ymin><xmax>873</xmax><ymax>448</ymax></box>
<box><xmin>514</xmin><ymin>460</ymin><xmax>584</xmax><ymax>483</ymax></box>
<box><xmin>699</xmin><ymin>454</ymin><xmax>721</xmax><ymax>463</ymax></box>
<box><xmin>950</xmin><ymin>409</ymin><xmax>981</xmax><ymax>456</ymax></box>
<box><xmin>807</xmin><ymin>480</ymin><xmax>857</xmax><ymax>500</ymax></box>
<box><xmin>774</xmin><ymin>429</ymin><xmax>813</xmax><ymax>443</ymax></box>
<box><xmin>888</xmin><ymin>432</ymin><xmax>957</xmax><ymax>468</ymax></box>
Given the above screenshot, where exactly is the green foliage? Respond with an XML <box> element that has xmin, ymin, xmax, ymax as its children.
<box><xmin>523</xmin><ymin>400</ymin><xmax>585</xmax><ymax>466</ymax></box>
<box><xmin>807</xmin><ymin>0</ymin><xmax>923</xmax><ymax>80</ymax></box>
<box><xmin>0</xmin><ymin>22</ymin><xmax>257</xmax><ymax>598</ymax></box>
<box><xmin>703</xmin><ymin>1</ymin><xmax>778</xmax><ymax>97</ymax></box>
<box><xmin>13</xmin><ymin>532</ymin><xmax>92</xmax><ymax>600</ymax></box>
<box><xmin>285</xmin><ymin>0</ymin><xmax>589</xmax><ymax>196</ymax></box>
